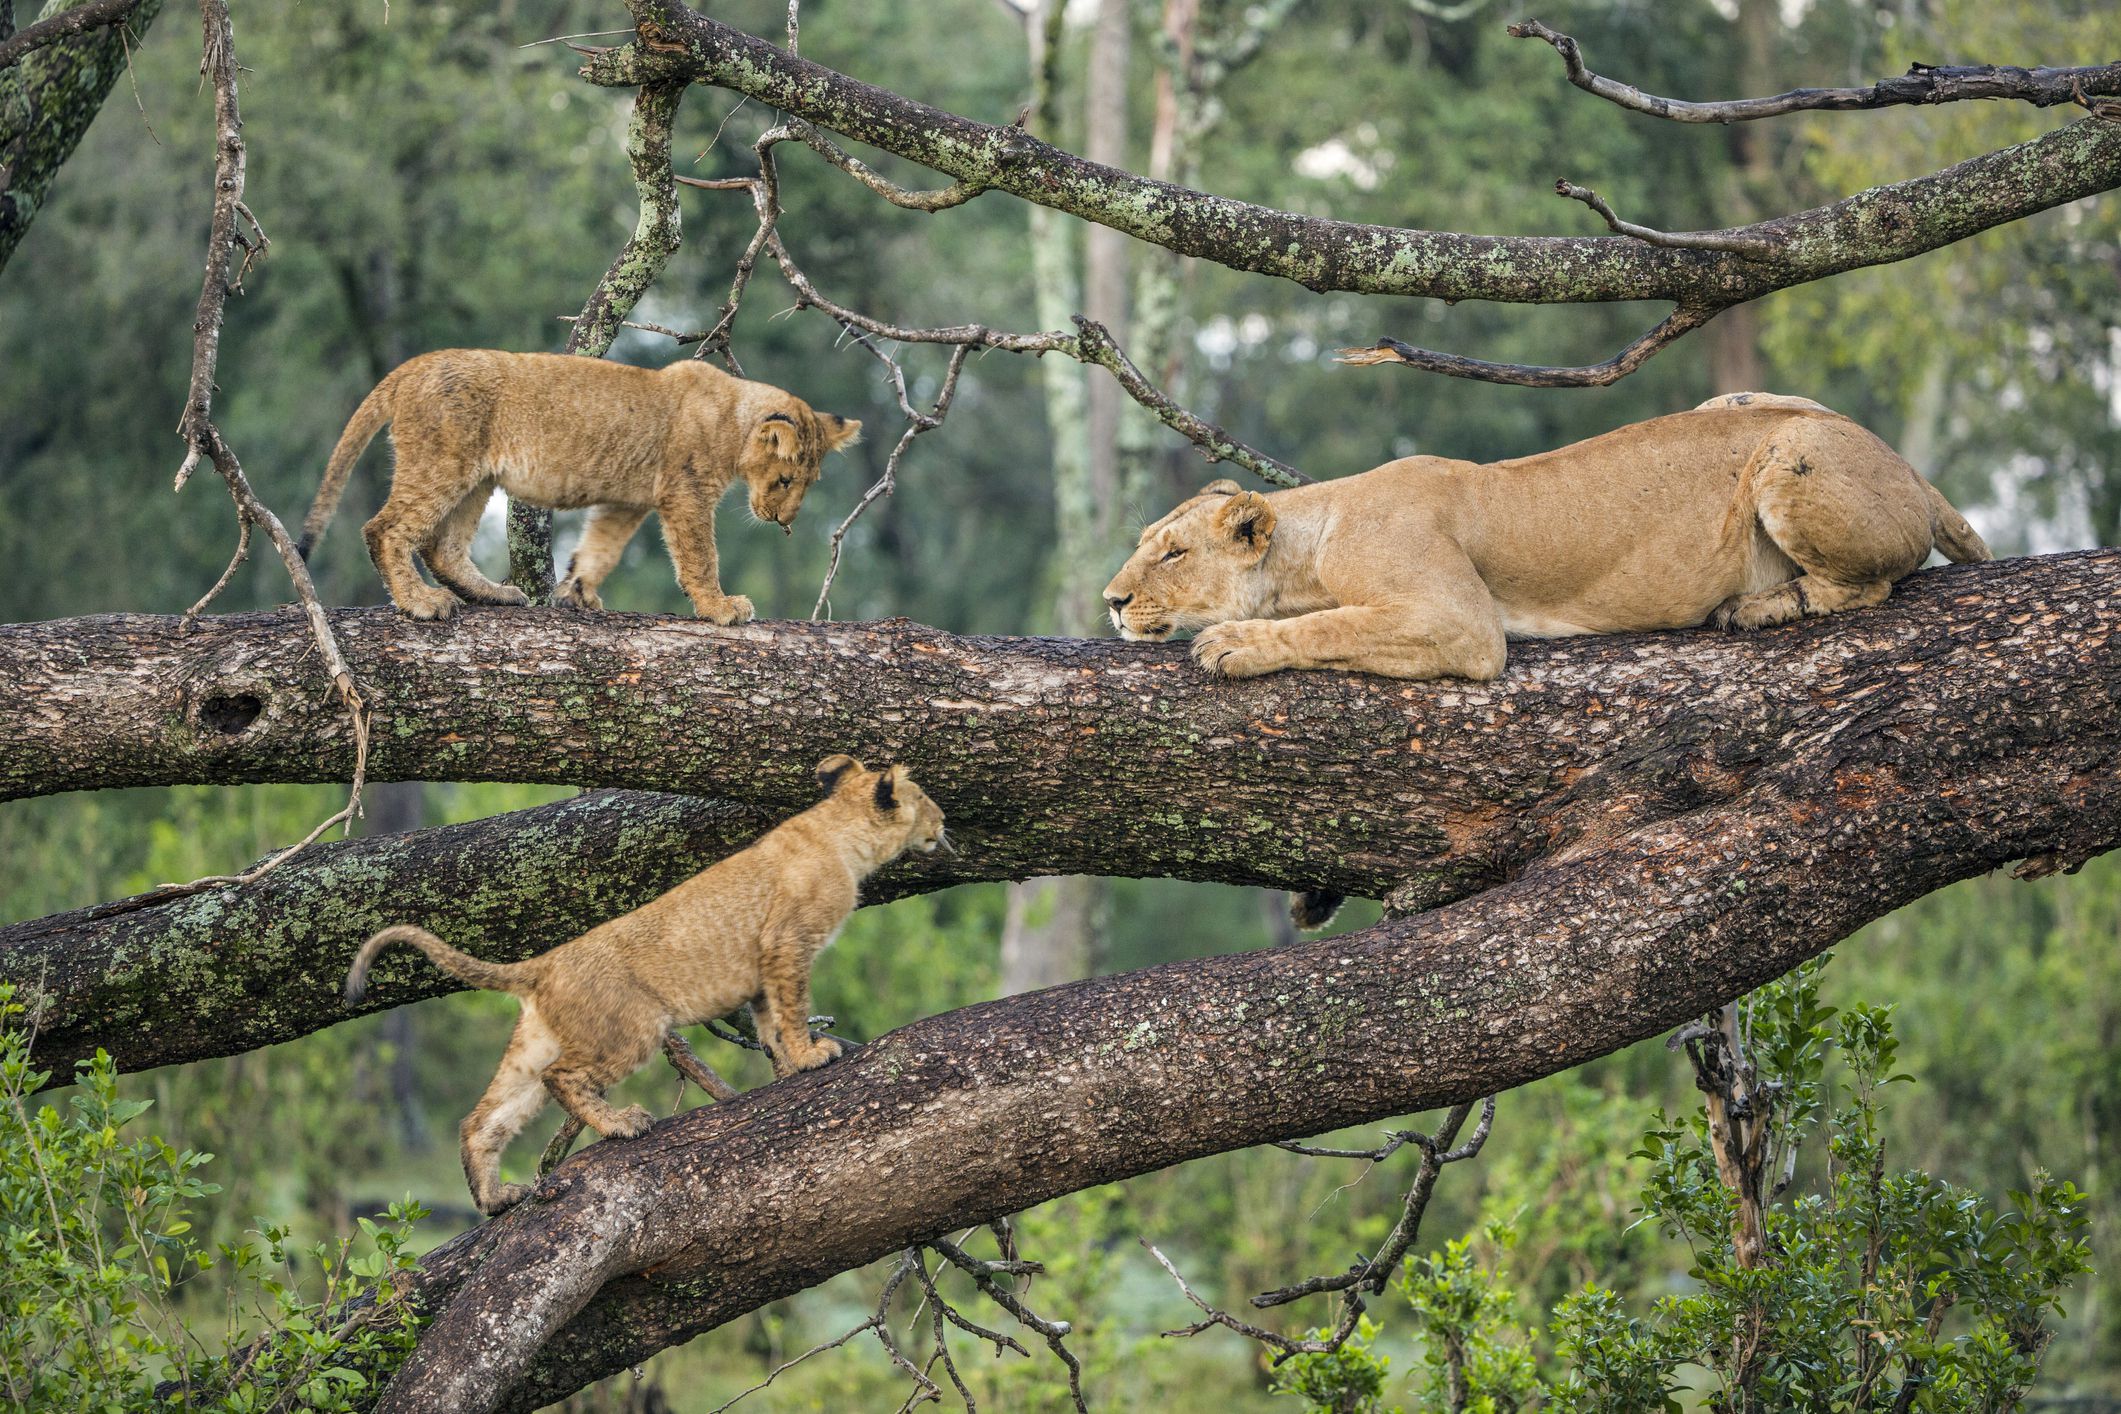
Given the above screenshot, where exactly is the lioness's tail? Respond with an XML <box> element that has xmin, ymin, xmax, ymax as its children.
<box><xmin>300</xmin><ymin>368</ymin><xmax>403</xmax><ymax>560</ymax></box>
<box><xmin>342</xmin><ymin>924</ymin><xmax>531</xmax><ymax>1005</ymax></box>
<box><xmin>1921</xmin><ymin>479</ymin><xmax>1991</xmax><ymax>564</ymax></box>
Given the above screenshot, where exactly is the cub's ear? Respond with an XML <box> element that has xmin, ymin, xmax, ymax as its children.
<box><xmin>822</xmin><ymin>414</ymin><xmax>863</xmax><ymax>452</ymax></box>
<box><xmin>1213</xmin><ymin>490</ymin><xmax>1277</xmax><ymax>555</ymax></box>
<box><xmin>755</xmin><ymin>411</ymin><xmax>800</xmax><ymax>458</ymax></box>
<box><xmin>1198</xmin><ymin>478</ymin><xmax>1242</xmax><ymax>497</ymax></box>
<box><xmin>873</xmin><ymin>767</ymin><xmax>899</xmax><ymax>811</ymax></box>
<box><xmin>815</xmin><ymin>753</ymin><xmax>859</xmax><ymax>793</ymax></box>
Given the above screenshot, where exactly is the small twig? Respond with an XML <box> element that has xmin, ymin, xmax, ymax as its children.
<box><xmin>1072</xmin><ymin>315</ymin><xmax>1307</xmax><ymax>487</ymax></box>
<box><xmin>1336</xmin><ymin>305</ymin><xmax>1717</xmax><ymax>387</ymax></box>
<box><xmin>1508</xmin><ymin>19</ymin><xmax>2121</xmax><ymax>122</ymax></box>
<box><xmin>930</xmin><ymin>1236</ymin><xmax>1087</xmax><ymax>1413</ymax></box>
<box><xmin>1554</xmin><ymin>180</ymin><xmax>1780</xmax><ymax>258</ymax></box>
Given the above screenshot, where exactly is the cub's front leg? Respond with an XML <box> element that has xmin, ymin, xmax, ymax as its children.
<box><xmin>751</xmin><ymin>931</ymin><xmax>842</xmax><ymax>1079</ymax></box>
<box><xmin>657</xmin><ymin>488</ymin><xmax>755</xmax><ymax>626</ymax></box>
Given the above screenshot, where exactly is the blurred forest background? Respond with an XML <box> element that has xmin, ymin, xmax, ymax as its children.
<box><xmin>2</xmin><ymin>0</ymin><xmax>2117</xmax><ymax>1407</ymax></box>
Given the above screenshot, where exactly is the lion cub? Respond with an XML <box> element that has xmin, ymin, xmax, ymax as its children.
<box><xmin>299</xmin><ymin>349</ymin><xmax>862</xmax><ymax>623</ymax></box>
<box><xmin>342</xmin><ymin>755</ymin><xmax>943</xmax><ymax>1215</ymax></box>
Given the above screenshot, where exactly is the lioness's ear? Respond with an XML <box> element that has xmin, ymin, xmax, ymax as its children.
<box><xmin>874</xmin><ymin>767</ymin><xmax>899</xmax><ymax>811</ymax></box>
<box><xmin>822</xmin><ymin>414</ymin><xmax>863</xmax><ymax>452</ymax></box>
<box><xmin>1214</xmin><ymin>490</ymin><xmax>1277</xmax><ymax>554</ymax></box>
<box><xmin>755</xmin><ymin>411</ymin><xmax>800</xmax><ymax>458</ymax></box>
<box><xmin>1198</xmin><ymin>478</ymin><xmax>1242</xmax><ymax>497</ymax></box>
<box><xmin>816</xmin><ymin>753</ymin><xmax>859</xmax><ymax>793</ymax></box>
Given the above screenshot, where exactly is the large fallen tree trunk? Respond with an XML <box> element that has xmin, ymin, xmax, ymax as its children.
<box><xmin>359</xmin><ymin>594</ymin><xmax>2119</xmax><ymax>1410</ymax></box>
<box><xmin>3</xmin><ymin>551</ymin><xmax>2117</xmax><ymax>1081</ymax></box>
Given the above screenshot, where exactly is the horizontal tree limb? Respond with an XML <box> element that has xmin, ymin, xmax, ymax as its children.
<box><xmin>4</xmin><ymin>551</ymin><xmax>2117</xmax><ymax>1083</ymax></box>
<box><xmin>345</xmin><ymin>589</ymin><xmax>2120</xmax><ymax>1409</ymax></box>
<box><xmin>1507</xmin><ymin>19</ymin><xmax>2121</xmax><ymax>124</ymax></box>
<box><xmin>576</xmin><ymin>3</ymin><xmax>2121</xmax><ymax>307</ymax></box>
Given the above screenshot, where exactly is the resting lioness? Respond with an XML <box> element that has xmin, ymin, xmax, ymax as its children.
<box><xmin>1102</xmin><ymin>393</ymin><xmax>1989</xmax><ymax>681</ymax></box>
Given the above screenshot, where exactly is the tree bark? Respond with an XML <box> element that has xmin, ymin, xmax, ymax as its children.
<box><xmin>5</xmin><ymin>551</ymin><xmax>2116</xmax><ymax>1080</ymax></box>
<box><xmin>584</xmin><ymin>2</ymin><xmax>2121</xmax><ymax>307</ymax></box>
<box><xmin>0</xmin><ymin>0</ymin><xmax>165</xmax><ymax>272</ymax></box>
<box><xmin>339</xmin><ymin>573</ymin><xmax>2120</xmax><ymax>1409</ymax></box>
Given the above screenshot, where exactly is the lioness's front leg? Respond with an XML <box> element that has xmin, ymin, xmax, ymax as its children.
<box><xmin>1195</xmin><ymin>603</ymin><xmax>1506</xmax><ymax>682</ymax></box>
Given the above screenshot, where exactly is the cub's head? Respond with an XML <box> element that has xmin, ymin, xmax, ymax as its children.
<box><xmin>815</xmin><ymin>754</ymin><xmax>947</xmax><ymax>855</ymax></box>
<box><xmin>1101</xmin><ymin>479</ymin><xmax>1277</xmax><ymax>641</ymax></box>
<box><xmin>671</xmin><ymin>365</ymin><xmax>862</xmax><ymax>531</ymax></box>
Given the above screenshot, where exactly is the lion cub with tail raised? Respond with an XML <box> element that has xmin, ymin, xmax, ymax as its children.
<box><xmin>300</xmin><ymin>349</ymin><xmax>861</xmax><ymax>623</ymax></box>
<box><xmin>342</xmin><ymin>755</ymin><xmax>943</xmax><ymax>1215</ymax></box>
<box><xmin>1103</xmin><ymin>392</ymin><xmax>1990</xmax><ymax>681</ymax></box>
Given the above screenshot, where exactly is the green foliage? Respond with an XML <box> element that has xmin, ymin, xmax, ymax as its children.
<box><xmin>0</xmin><ymin>986</ymin><xmax>426</xmax><ymax>1411</ymax></box>
<box><xmin>1271</xmin><ymin>1315</ymin><xmax>1396</xmax><ymax>1414</ymax></box>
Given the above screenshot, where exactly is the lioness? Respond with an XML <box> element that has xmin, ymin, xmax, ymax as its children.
<box><xmin>1103</xmin><ymin>394</ymin><xmax>1989</xmax><ymax>681</ymax></box>
<box><xmin>300</xmin><ymin>349</ymin><xmax>861</xmax><ymax>623</ymax></box>
<box><xmin>342</xmin><ymin>754</ymin><xmax>943</xmax><ymax>1215</ymax></box>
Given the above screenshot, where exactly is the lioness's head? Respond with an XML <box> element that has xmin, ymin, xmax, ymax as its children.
<box><xmin>815</xmin><ymin>754</ymin><xmax>947</xmax><ymax>855</ymax></box>
<box><xmin>1101</xmin><ymin>479</ymin><xmax>1277</xmax><ymax>641</ymax></box>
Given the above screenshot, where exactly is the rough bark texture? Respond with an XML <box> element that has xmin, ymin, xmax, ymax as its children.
<box><xmin>0</xmin><ymin>0</ymin><xmax>165</xmax><ymax>271</ymax></box>
<box><xmin>584</xmin><ymin>3</ymin><xmax>2121</xmax><ymax>306</ymax></box>
<box><xmin>351</xmin><ymin>550</ymin><xmax>2119</xmax><ymax>1409</ymax></box>
<box><xmin>5</xmin><ymin>551</ymin><xmax>2117</xmax><ymax>1080</ymax></box>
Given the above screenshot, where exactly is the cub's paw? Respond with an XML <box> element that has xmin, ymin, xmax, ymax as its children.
<box><xmin>604</xmin><ymin>1105</ymin><xmax>655</xmax><ymax>1140</ymax></box>
<box><xmin>693</xmin><ymin>593</ymin><xmax>756</xmax><ymax>626</ymax></box>
<box><xmin>791</xmin><ymin>1036</ymin><xmax>844</xmax><ymax>1073</ymax></box>
<box><xmin>1191</xmin><ymin>619</ymin><xmax>1288</xmax><ymax>678</ymax></box>
<box><xmin>479</xmin><ymin>1181</ymin><xmax>532</xmax><ymax>1216</ymax></box>
<box><xmin>483</xmin><ymin>584</ymin><xmax>532</xmax><ymax>607</ymax></box>
<box><xmin>555</xmin><ymin>578</ymin><xmax>604</xmax><ymax>612</ymax></box>
<box><xmin>397</xmin><ymin>585</ymin><xmax>463</xmax><ymax>621</ymax></box>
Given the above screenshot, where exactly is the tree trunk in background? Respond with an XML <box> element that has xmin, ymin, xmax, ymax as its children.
<box><xmin>1707</xmin><ymin>0</ymin><xmax>1777</xmax><ymax>395</ymax></box>
<box><xmin>1006</xmin><ymin>0</ymin><xmax>1117</xmax><ymax>995</ymax></box>
<box><xmin>363</xmin><ymin>780</ymin><xmax>431</xmax><ymax>1152</ymax></box>
<box><xmin>0</xmin><ymin>0</ymin><xmax>166</xmax><ymax>272</ymax></box>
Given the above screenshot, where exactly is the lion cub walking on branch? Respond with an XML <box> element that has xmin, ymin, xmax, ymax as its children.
<box><xmin>300</xmin><ymin>349</ymin><xmax>861</xmax><ymax>623</ymax></box>
<box><xmin>342</xmin><ymin>755</ymin><xmax>943</xmax><ymax>1215</ymax></box>
<box><xmin>1103</xmin><ymin>393</ymin><xmax>1990</xmax><ymax>681</ymax></box>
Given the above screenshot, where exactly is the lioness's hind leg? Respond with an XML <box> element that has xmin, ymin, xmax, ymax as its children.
<box><xmin>1711</xmin><ymin>574</ymin><xmax>1891</xmax><ymax>631</ymax></box>
<box><xmin>424</xmin><ymin>480</ymin><xmax>529</xmax><ymax>606</ymax></box>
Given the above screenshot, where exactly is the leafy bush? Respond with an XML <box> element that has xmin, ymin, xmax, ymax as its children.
<box><xmin>0</xmin><ymin>986</ymin><xmax>427</xmax><ymax>1411</ymax></box>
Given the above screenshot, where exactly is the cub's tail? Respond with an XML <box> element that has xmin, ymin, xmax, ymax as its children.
<box><xmin>1921</xmin><ymin>479</ymin><xmax>1991</xmax><ymax>565</ymax></box>
<box><xmin>342</xmin><ymin>924</ymin><xmax>531</xmax><ymax>1005</ymax></box>
<box><xmin>300</xmin><ymin>367</ymin><xmax>403</xmax><ymax>560</ymax></box>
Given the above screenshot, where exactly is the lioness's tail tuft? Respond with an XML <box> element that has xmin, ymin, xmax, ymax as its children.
<box><xmin>1921</xmin><ymin>479</ymin><xmax>1992</xmax><ymax>565</ymax></box>
<box><xmin>342</xmin><ymin>924</ymin><xmax>530</xmax><ymax>1007</ymax></box>
<box><xmin>1291</xmin><ymin>890</ymin><xmax>1347</xmax><ymax>931</ymax></box>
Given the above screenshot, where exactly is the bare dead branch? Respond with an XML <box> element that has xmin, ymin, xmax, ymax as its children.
<box><xmin>0</xmin><ymin>0</ymin><xmax>148</xmax><ymax>69</ymax></box>
<box><xmin>164</xmin><ymin>0</ymin><xmax>368</xmax><ymax>904</ymax></box>
<box><xmin>1334</xmin><ymin>305</ymin><xmax>1716</xmax><ymax>387</ymax></box>
<box><xmin>929</xmin><ymin>1236</ymin><xmax>1087</xmax><ymax>1412</ymax></box>
<box><xmin>1508</xmin><ymin>19</ymin><xmax>2121</xmax><ymax>123</ymax></box>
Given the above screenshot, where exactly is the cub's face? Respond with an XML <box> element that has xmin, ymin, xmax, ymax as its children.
<box><xmin>814</xmin><ymin>755</ymin><xmax>948</xmax><ymax>855</ymax></box>
<box><xmin>741</xmin><ymin>403</ymin><xmax>863</xmax><ymax>531</ymax></box>
<box><xmin>1101</xmin><ymin>480</ymin><xmax>1278</xmax><ymax>641</ymax></box>
<box><xmin>885</xmin><ymin>770</ymin><xmax>948</xmax><ymax>855</ymax></box>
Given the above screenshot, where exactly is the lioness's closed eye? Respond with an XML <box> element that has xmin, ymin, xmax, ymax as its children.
<box><xmin>1102</xmin><ymin>395</ymin><xmax>1988</xmax><ymax>683</ymax></box>
<box><xmin>299</xmin><ymin>349</ymin><xmax>861</xmax><ymax>624</ymax></box>
<box><xmin>342</xmin><ymin>753</ymin><xmax>944</xmax><ymax>1216</ymax></box>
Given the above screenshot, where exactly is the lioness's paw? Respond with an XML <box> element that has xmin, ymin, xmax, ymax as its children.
<box><xmin>605</xmin><ymin>1105</ymin><xmax>655</xmax><ymax>1140</ymax></box>
<box><xmin>555</xmin><ymin>578</ymin><xmax>604</xmax><ymax>612</ymax></box>
<box><xmin>1191</xmin><ymin>620</ymin><xmax>1288</xmax><ymax>678</ymax></box>
<box><xmin>694</xmin><ymin>593</ymin><xmax>755</xmax><ymax>626</ymax></box>
<box><xmin>398</xmin><ymin>585</ymin><xmax>462</xmax><ymax>621</ymax></box>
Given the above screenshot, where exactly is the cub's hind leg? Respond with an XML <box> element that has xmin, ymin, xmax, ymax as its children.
<box><xmin>458</xmin><ymin>1017</ymin><xmax>558</xmax><ymax>1214</ymax></box>
<box><xmin>423</xmin><ymin>478</ymin><xmax>529</xmax><ymax>607</ymax></box>
<box><xmin>557</xmin><ymin>504</ymin><xmax>651</xmax><ymax>611</ymax></box>
<box><xmin>1712</xmin><ymin>418</ymin><xmax>1933</xmax><ymax>633</ymax></box>
<box><xmin>365</xmin><ymin>451</ymin><xmax>481</xmax><ymax>621</ymax></box>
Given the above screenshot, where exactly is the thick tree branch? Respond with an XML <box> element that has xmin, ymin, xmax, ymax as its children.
<box><xmin>5</xmin><ymin>552</ymin><xmax>2117</xmax><ymax>1081</ymax></box>
<box><xmin>324</xmin><ymin>605</ymin><xmax>2118</xmax><ymax>1408</ymax></box>
<box><xmin>1506</xmin><ymin>19</ymin><xmax>2121</xmax><ymax>123</ymax></box>
<box><xmin>0</xmin><ymin>0</ymin><xmax>147</xmax><ymax>69</ymax></box>
<box><xmin>580</xmin><ymin>4</ymin><xmax>2121</xmax><ymax>310</ymax></box>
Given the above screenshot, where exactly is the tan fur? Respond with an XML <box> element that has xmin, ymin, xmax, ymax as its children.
<box><xmin>301</xmin><ymin>349</ymin><xmax>861</xmax><ymax>623</ymax></box>
<box><xmin>341</xmin><ymin>755</ymin><xmax>943</xmax><ymax>1215</ymax></box>
<box><xmin>1101</xmin><ymin>397</ymin><xmax>1991</xmax><ymax>682</ymax></box>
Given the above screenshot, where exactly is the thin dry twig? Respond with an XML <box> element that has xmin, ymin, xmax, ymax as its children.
<box><xmin>1508</xmin><ymin>18</ymin><xmax>2121</xmax><ymax>122</ymax></box>
<box><xmin>1335</xmin><ymin>306</ymin><xmax>1716</xmax><ymax>388</ymax></box>
<box><xmin>1148</xmin><ymin>1098</ymin><xmax>1496</xmax><ymax>1362</ymax></box>
<box><xmin>1553</xmin><ymin>179</ymin><xmax>1781</xmax><ymax>259</ymax></box>
<box><xmin>157</xmin><ymin>0</ymin><xmax>369</xmax><ymax>906</ymax></box>
<box><xmin>930</xmin><ymin>1236</ymin><xmax>1088</xmax><ymax>1413</ymax></box>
